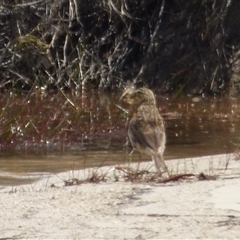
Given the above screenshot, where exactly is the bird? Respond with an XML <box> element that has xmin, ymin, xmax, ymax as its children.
<box><xmin>120</xmin><ymin>85</ymin><xmax>168</xmax><ymax>175</ymax></box>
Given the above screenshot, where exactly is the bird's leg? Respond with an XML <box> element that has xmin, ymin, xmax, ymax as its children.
<box><xmin>155</xmin><ymin>165</ymin><xmax>169</xmax><ymax>178</ymax></box>
<box><xmin>128</xmin><ymin>149</ymin><xmax>135</xmax><ymax>165</ymax></box>
<box><xmin>162</xmin><ymin>166</ymin><xmax>170</xmax><ymax>178</ymax></box>
<box><xmin>158</xmin><ymin>162</ymin><xmax>169</xmax><ymax>178</ymax></box>
<box><xmin>153</xmin><ymin>153</ymin><xmax>170</xmax><ymax>178</ymax></box>
<box><xmin>136</xmin><ymin>152</ymin><xmax>142</xmax><ymax>171</ymax></box>
<box><xmin>159</xmin><ymin>158</ymin><xmax>169</xmax><ymax>176</ymax></box>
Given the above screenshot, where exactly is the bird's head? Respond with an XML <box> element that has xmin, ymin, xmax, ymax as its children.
<box><xmin>120</xmin><ymin>87</ymin><xmax>156</xmax><ymax>106</ymax></box>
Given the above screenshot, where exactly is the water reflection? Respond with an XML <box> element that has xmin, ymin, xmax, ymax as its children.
<box><xmin>164</xmin><ymin>96</ymin><xmax>238</xmax><ymax>159</ymax></box>
<box><xmin>0</xmin><ymin>89</ymin><xmax>240</xmax><ymax>185</ymax></box>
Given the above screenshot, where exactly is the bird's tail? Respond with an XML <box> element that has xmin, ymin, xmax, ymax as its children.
<box><xmin>152</xmin><ymin>152</ymin><xmax>169</xmax><ymax>176</ymax></box>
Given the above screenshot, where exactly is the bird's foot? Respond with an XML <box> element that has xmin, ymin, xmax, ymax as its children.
<box><xmin>156</xmin><ymin>167</ymin><xmax>169</xmax><ymax>179</ymax></box>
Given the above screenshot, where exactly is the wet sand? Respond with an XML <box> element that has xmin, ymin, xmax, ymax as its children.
<box><xmin>1</xmin><ymin>154</ymin><xmax>240</xmax><ymax>239</ymax></box>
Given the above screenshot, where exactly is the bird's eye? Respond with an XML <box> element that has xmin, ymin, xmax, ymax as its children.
<box><xmin>136</xmin><ymin>90</ymin><xmax>144</xmax><ymax>95</ymax></box>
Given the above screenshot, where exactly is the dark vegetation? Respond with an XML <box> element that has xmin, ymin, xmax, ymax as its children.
<box><xmin>0</xmin><ymin>0</ymin><xmax>240</xmax><ymax>94</ymax></box>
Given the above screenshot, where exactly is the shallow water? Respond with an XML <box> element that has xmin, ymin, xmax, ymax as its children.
<box><xmin>0</xmin><ymin>90</ymin><xmax>240</xmax><ymax>185</ymax></box>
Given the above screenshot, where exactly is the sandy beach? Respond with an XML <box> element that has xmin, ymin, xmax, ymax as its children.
<box><xmin>1</xmin><ymin>153</ymin><xmax>240</xmax><ymax>239</ymax></box>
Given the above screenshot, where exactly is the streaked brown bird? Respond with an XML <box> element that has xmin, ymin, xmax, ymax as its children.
<box><xmin>120</xmin><ymin>86</ymin><xmax>168</xmax><ymax>175</ymax></box>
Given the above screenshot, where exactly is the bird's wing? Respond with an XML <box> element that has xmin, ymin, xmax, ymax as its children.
<box><xmin>128</xmin><ymin>105</ymin><xmax>165</xmax><ymax>152</ymax></box>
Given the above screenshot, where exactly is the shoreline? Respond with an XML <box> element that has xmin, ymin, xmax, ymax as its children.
<box><xmin>1</xmin><ymin>153</ymin><xmax>240</xmax><ymax>239</ymax></box>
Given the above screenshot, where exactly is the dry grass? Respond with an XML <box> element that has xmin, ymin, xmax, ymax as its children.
<box><xmin>59</xmin><ymin>158</ymin><xmax>227</xmax><ymax>187</ymax></box>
